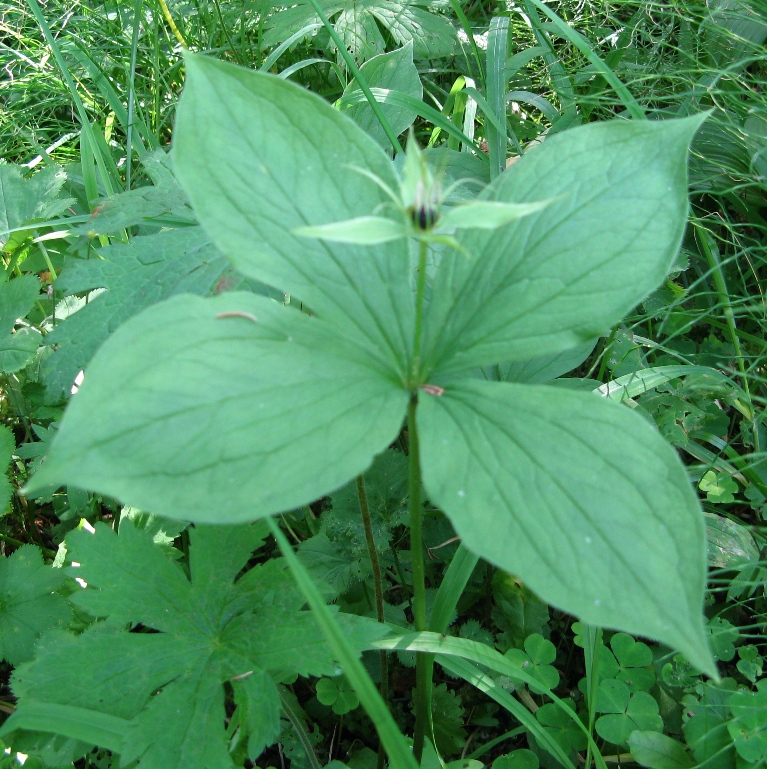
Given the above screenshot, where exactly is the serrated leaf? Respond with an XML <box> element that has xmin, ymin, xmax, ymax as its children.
<box><xmin>174</xmin><ymin>53</ymin><xmax>414</xmax><ymax>376</ymax></box>
<box><xmin>299</xmin><ymin>532</ymin><xmax>360</xmax><ymax>595</ymax></box>
<box><xmin>11</xmin><ymin>520</ymin><xmax>375</xmax><ymax>767</ymax></box>
<box><xmin>234</xmin><ymin>668</ymin><xmax>281</xmax><ymax>760</ymax></box>
<box><xmin>43</xmin><ymin>227</ymin><xmax>228</xmax><ymax>398</ymax></box>
<box><xmin>418</xmin><ymin>379</ymin><xmax>714</xmax><ymax>676</ymax></box>
<box><xmin>72</xmin><ymin>152</ymin><xmax>194</xmax><ymax>236</ymax></box>
<box><xmin>422</xmin><ymin>115</ymin><xmax>707</xmax><ymax>376</ymax></box>
<box><xmin>0</xmin><ymin>275</ymin><xmax>41</xmax><ymax>374</ymax></box>
<box><xmin>0</xmin><ymin>425</ymin><xmax>15</xmax><ymax>514</ymax></box>
<box><xmin>26</xmin><ymin>293</ymin><xmax>409</xmax><ymax>522</ymax></box>
<box><xmin>0</xmin><ymin>545</ymin><xmax>70</xmax><ymax>665</ymax></box>
<box><xmin>0</xmin><ymin>164</ymin><xmax>72</xmax><ymax>246</ymax></box>
<box><xmin>342</xmin><ymin>43</ymin><xmax>422</xmax><ymax>147</ymax></box>
<box><xmin>628</xmin><ymin>731</ymin><xmax>693</xmax><ymax>769</ymax></box>
<box><xmin>263</xmin><ymin>0</ymin><xmax>455</xmax><ymax>61</ymax></box>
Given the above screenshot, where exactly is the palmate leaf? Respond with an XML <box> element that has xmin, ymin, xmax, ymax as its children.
<box><xmin>0</xmin><ymin>545</ymin><xmax>70</xmax><ymax>665</ymax></box>
<box><xmin>43</xmin><ymin>227</ymin><xmax>228</xmax><ymax>398</ymax></box>
<box><xmin>263</xmin><ymin>0</ymin><xmax>455</xmax><ymax>61</ymax></box>
<box><xmin>25</xmin><ymin>56</ymin><xmax>714</xmax><ymax>674</ymax></box>
<box><xmin>0</xmin><ymin>164</ymin><xmax>72</xmax><ymax>247</ymax></box>
<box><xmin>0</xmin><ymin>275</ymin><xmax>41</xmax><ymax>374</ymax></box>
<box><xmin>9</xmin><ymin>521</ymin><xmax>384</xmax><ymax>767</ymax></box>
<box><xmin>417</xmin><ymin>380</ymin><xmax>714</xmax><ymax>676</ymax></box>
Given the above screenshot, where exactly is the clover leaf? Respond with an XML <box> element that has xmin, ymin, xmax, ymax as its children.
<box><xmin>316</xmin><ymin>675</ymin><xmax>360</xmax><ymax>714</ymax></box>
<box><xmin>504</xmin><ymin>633</ymin><xmax>559</xmax><ymax>694</ymax></box>
<box><xmin>536</xmin><ymin>701</ymin><xmax>587</xmax><ymax>754</ymax></box>
<box><xmin>8</xmin><ymin>520</ymin><xmax>383</xmax><ymax>767</ymax></box>
<box><xmin>610</xmin><ymin>633</ymin><xmax>656</xmax><ymax>692</ymax></box>
<box><xmin>26</xmin><ymin>53</ymin><xmax>715</xmax><ymax>675</ymax></box>
<box><xmin>595</xmin><ymin>679</ymin><xmax>663</xmax><ymax>746</ymax></box>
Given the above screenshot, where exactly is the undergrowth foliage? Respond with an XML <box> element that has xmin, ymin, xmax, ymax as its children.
<box><xmin>0</xmin><ymin>1</ymin><xmax>766</xmax><ymax>768</ymax></box>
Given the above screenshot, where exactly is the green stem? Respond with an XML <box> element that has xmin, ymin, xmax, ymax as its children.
<box><xmin>355</xmin><ymin>474</ymin><xmax>389</xmax><ymax>769</ymax></box>
<box><xmin>278</xmin><ymin>688</ymin><xmax>322</xmax><ymax>769</ymax></box>
<box><xmin>412</xmin><ymin>239</ymin><xmax>429</xmax><ymax>383</ymax></box>
<box><xmin>157</xmin><ymin>0</ymin><xmax>188</xmax><ymax>48</ymax></box>
<box><xmin>212</xmin><ymin>0</ymin><xmax>245</xmax><ymax>65</ymax></box>
<box><xmin>410</xmin><ymin>234</ymin><xmax>432</xmax><ymax>762</ymax></box>
<box><xmin>409</xmin><ymin>397</ymin><xmax>430</xmax><ymax>763</ymax></box>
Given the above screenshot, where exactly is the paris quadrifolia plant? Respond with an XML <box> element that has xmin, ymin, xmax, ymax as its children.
<box><xmin>21</xmin><ymin>52</ymin><xmax>716</xmax><ymax>759</ymax></box>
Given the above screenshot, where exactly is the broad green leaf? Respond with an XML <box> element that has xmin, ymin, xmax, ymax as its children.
<box><xmin>438</xmin><ymin>200</ymin><xmax>551</xmax><ymax>231</ymax></box>
<box><xmin>25</xmin><ymin>292</ymin><xmax>409</xmax><ymax>522</ymax></box>
<box><xmin>0</xmin><ymin>164</ymin><xmax>72</xmax><ymax>246</ymax></box>
<box><xmin>0</xmin><ymin>275</ymin><xmax>41</xmax><ymax>374</ymax></box>
<box><xmin>422</xmin><ymin>115</ymin><xmax>707</xmax><ymax>376</ymax></box>
<box><xmin>417</xmin><ymin>379</ymin><xmax>714</xmax><ymax>676</ymax></box>
<box><xmin>11</xmin><ymin>520</ymin><xmax>374</xmax><ymax>767</ymax></box>
<box><xmin>174</xmin><ymin>54</ymin><xmax>414</xmax><ymax>376</ymax></box>
<box><xmin>627</xmin><ymin>731</ymin><xmax>693</xmax><ymax>769</ymax></box>
<box><xmin>43</xmin><ymin>228</ymin><xmax>228</xmax><ymax>398</ymax></box>
<box><xmin>0</xmin><ymin>545</ymin><xmax>70</xmax><ymax>665</ymax></box>
<box><xmin>475</xmin><ymin>339</ymin><xmax>596</xmax><ymax>385</ymax></box>
<box><xmin>294</xmin><ymin>215</ymin><xmax>407</xmax><ymax>244</ymax></box>
<box><xmin>342</xmin><ymin>43</ymin><xmax>422</xmax><ymax>147</ymax></box>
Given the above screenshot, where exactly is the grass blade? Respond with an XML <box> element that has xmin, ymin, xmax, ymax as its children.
<box><xmin>0</xmin><ymin>703</ymin><xmax>127</xmax><ymax>753</ymax></box>
<box><xmin>525</xmin><ymin>0</ymin><xmax>645</xmax><ymax>120</ymax></box>
<box><xmin>267</xmin><ymin>518</ymin><xmax>418</xmax><ymax>769</ymax></box>
<box><xmin>486</xmin><ymin>17</ymin><xmax>510</xmax><ymax>178</ymax></box>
